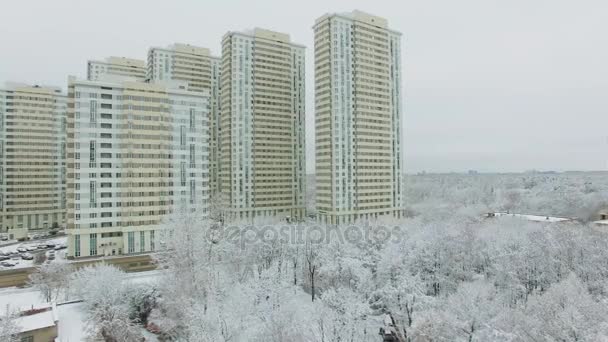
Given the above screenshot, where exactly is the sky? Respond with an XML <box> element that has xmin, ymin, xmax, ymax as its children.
<box><xmin>1</xmin><ymin>0</ymin><xmax>607</xmax><ymax>174</ymax></box>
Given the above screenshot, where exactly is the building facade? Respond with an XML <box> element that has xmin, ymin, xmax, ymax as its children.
<box><xmin>0</xmin><ymin>84</ymin><xmax>66</xmax><ymax>238</ymax></box>
<box><xmin>87</xmin><ymin>57</ymin><xmax>147</xmax><ymax>81</ymax></box>
<box><xmin>314</xmin><ymin>11</ymin><xmax>404</xmax><ymax>224</ymax></box>
<box><xmin>147</xmin><ymin>44</ymin><xmax>222</xmax><ymax>195</ymax></box>
<box><xmin>66</xmin><ymin>77</ymin><xmax>209</xmax><ymax>258</ymax></box>
<box><xmin>220</xmin><ymin>28</ymin><xmax>306</xmax><ymax>222</ymax></box>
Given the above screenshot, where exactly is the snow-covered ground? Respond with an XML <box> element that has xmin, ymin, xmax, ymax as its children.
<box><xmin>57</xmin><ymin>302</ymin><xmax>86</xmax><ymax>342</ymax></box>
<box><xmin>0</xmin><ymin>269</ymin><xmax>162</xmax><ymax>314</ymax></box>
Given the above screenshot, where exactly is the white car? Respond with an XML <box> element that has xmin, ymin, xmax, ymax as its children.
<box><xmin>26</xmin><ymin>246</ymin><xmax>37</xmax><ymax>252</ymax></box>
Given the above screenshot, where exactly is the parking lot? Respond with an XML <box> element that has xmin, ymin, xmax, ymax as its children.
<box><xmin>0</xmin><ymin>236</ymin><xmax>67</xmax><ymax>269</ymax></box>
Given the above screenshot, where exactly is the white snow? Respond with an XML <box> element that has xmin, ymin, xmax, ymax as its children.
<box><xmin>0</xmin><ymin>269</ymin><xmax>161</xmax><ymax>315</ymax></box>
<box><xmin>57</xmin><ymin>302</ymin><xmax>86</xmax><ymax>342</ymax></box>
<box><xmin>0</xmin><ymin>287</ymin><xmax>44</xmax><ymax>314</ymax></box>
<box><xmin>489</xmin><ymin>212</ymin><xmax>573</xmax><ymax>222</ymax></box>
<box><xmin>15</xmin><ymin>305</ymin><xmax>57</xmax><ymax>333</ymax></box>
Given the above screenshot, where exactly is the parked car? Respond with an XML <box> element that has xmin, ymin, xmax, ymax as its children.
<box><xmin>26</xmin><ymin>246</ymin><xmax>37</xmax><ymax>252</ymax></box>
<box><xmin>17</xmin><ymin>247</ymin><xmax>27</xmax><ymax>253</ymax></box>
<box><xmin>0</xmin><ymin>235</ymin><xmax>8</xmax><ymax>241</ymax></box>
<box><xmin>21</xmin><ymin>253</ymin><xmax>34</xmax><ymax>260</ymax></box>
<box><xmin>48</xmin><ymin>254</ymin><xmax>55</xmax><ymax>260</ymax></box>
<box><xmin>36</xmin><ymin>244</ymin><xmax>46</xmax><ymax>250</ymax></box>
<box><xmin>1</xmin><ymin>261</ymin><xmax>16</xmax><ymax>267</ymax></box>
<box><xmin>10</xmin><ymin>254</ymin><xmax>20</xmax><ymax>260</ymax></box>
<box><xmin>45</xmin><ymin>242</ymin><xmax>56</xmax><ymax>248</ymax></box>
<box><xmin>0</xmin><ymin>256</ymin><xmax>9</xmax><ymax>261</ymax></box>
<box><xmin>54</xmin><ymin>244</ymin><xmax>67</xmax><ymax>251</ymax></box>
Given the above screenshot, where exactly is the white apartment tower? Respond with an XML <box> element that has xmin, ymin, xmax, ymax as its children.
<box><xmin>314</xmin><ymin>11</ymin><xmax>404</xmax><ymax>224</ymax></box>
<box><xmin>66</xmin><ymin>77</ymin><xmax>210</xmax><ymax>258</ymax></box>
<box><xmin>220</xmin><ymin>28</ymin><xmax>306</xmax><ymax>221</ymax></box>
<box><xmin>147</xmin><ymin>44</ymin><xmax>222</xmax><ymax>195</ymax></box>
<box><xmin>0</xmin><ymin>84</ymin><xmax>67</xmax><ymax>238</ymax></box>
<box><xmin>87</xmin><ymin>57</ymin><xmax>147</xmax><ymax>81</ymax></box>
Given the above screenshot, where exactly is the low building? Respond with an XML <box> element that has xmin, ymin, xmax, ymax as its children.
<box><xmin>15</xmin><ymin>304</ymin><xmax>59</xmax><ymax>342</ymax></box>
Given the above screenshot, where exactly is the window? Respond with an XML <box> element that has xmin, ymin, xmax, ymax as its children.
<box><xmin>150</xmin><ymin>230</ymin><xmax>155</xmax><ymax>251</ymax></box>
<box><xmin>180</xmin><ymin>125</ymin><xmax>186</xmax><ymax>147</ymax></box>
<box><xmin>180</xmin><ymin>162</ymin><xmax>186</xmax><ymax>186</ymax></box>
<box><xmin>189</xmin><ymin>108</ymin><xmax>195</xmax><ymax>130</ymax></box>
<box><xmin>189</xmin><ymin>144</ymin><xmax>195</xmax><ymax>168</ymax></box>
<box><xmin>140</xmin><ymin>231</ymin><xmax>145</xmax><ymax>253</ymax></box>
<box><xmin>128</xmin><ymin>232</ymin><xmax>135</xmax><ymax>253</ymax></box>
<box><xmin>21</xmin><ymin>336</ymin><xmax>34</xmax><ymax>342</ymax></box>
<box><xmin>90</xmin><ymin>233</ymin><xmax>97</xmax><ymax>256</ymax></box>
<box><xmin>75</xmin><ymin>235</ymin><xmax>81</xmax><ymax>257</ymax></box>
<box><xmin>190</xmin><ymin>179</ymin><xmax>196</xmax><ymax>204</ymax></box>
<box><xmin>100</xmin><ymin>103</ymin><xmax>112</xmax><ymax>109</ymax></box>
<box><xmin>90</xmin><ymin>140</ymin><xmax>96</xmax><ymax>164</ymax></box>
<box><xmin>90</xmin><ymin>181</ymin><xmax>96</xmax><ymax>207</ymax></box>
<box><xmin>90</xmin><ymin>100</ymin><xmax>97</xmax><ymax>123</ymax></box>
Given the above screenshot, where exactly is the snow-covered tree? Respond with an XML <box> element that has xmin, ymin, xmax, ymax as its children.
<box><xmin>71</xmin><ymin>263</ymin><xmax>144</xmax><ymax>341</ymax></box>
<box><xmin>0</xmin><ymin>308</ymin><xmax>19</xmax><ymax>342</ymax></box>
<box><xmin>28</xmin><ymin>261</ymin><xmax>73</xmax><ymax>303</ymax></box>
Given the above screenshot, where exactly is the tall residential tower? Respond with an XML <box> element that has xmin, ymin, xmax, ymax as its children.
<box><xmin>66</xmin><ymin>77</ymin><xmax>210</xmax><ymax>257</ymax></box>
<box><xmin>314</xmin><ymin>11</ymin><xmax>404</xmax><ymax>224</ymax></box>
<box><xmin>0</xmin><ymin>84</ymin><xmax>67</xmax><ymax>238</ymax></box>
<box><xmin>220</xmin><ymin>28</ymin><xmax>306</xmax><ymax>221</ymax></box>
<box><xmin>147</xmin><ymin>44</ymin><xmax>222</xmax><ymax>195</ymax></box>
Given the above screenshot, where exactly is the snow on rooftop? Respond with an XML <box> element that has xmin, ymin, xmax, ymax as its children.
<box><xmin>489</xmin><ymin>212</ymin><xmax>573</xmax><ymax>223</ymax></box>
<box><xmin>15</xmin><ymin>305</ymin><xmax>57</xmax><ymax>333</ymax></box>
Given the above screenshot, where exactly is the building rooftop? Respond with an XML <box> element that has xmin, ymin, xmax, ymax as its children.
<box><xmin>486</xmin><ymin>212</ymin><xmax>574</xmax><ymax>223</ymax></box>
<box><xmin>89</xmin><ymin>56</ymin><xmax>146</xmax><ymax>68</ymax></box>
<box><xmin>15</xmin><ymin>304</ymin><xmax>58</xmax><ymax>333</ymax></box>
<box><xmin>149</xmin><ymin>43</ymin><xmax>218</xmax><ymax>59</ymax></box>
<box><xmin>314</xmin><ymin>10</ymin><xmax>401</xmax><ymax>35</ymax></box>
<box><xmin>226</xmin><ymin>28</ymin><xmax>305</xmax><ymax>48</ymax></box>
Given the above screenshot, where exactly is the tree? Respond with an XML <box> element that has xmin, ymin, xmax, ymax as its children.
<box><xmin>305</xmin><ymin>240</ymin><xmax>319</xmax><ymax>302</ymax></box>
<box><xmin>71</xmin><ymin>263</ymin><xmax>144</xmax><ymax>342</ymax></box>
<box><xmin>0</xmin><ymin>308</ymin><xmax>19</xmax><ymax>342</ymax></box>
<box><xmin>28</xmin><ymin>261</ymin><xmax>72</xmax><ymax>303</ymax></box>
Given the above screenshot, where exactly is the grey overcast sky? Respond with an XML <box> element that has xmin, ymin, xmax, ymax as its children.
<box><xmin>1</xmin><ymin>0</ymin><xmax>607</xmax><ymax>174</ymax></box>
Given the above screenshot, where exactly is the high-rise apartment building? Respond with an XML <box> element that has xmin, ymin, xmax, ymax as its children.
<box><xmin>87</xmin><ymin>57</ymin><xmax>146</xmax><ymax>81</ymax></box>
<box><xmin>0</xmin><ymin>84</ymin><xmax>67</xmax><ymax>239</ymax></box>
<box><xmin>314</xmin><ymin>10</ymin><xmax>404</xmax><ymax>224</ymax></box>
<box><xmin>147</xmin><ymin>44</ymin><xmax>222</xmax><ymax>195</ymax></box>
<box><xmin>66</xmin><ymin>77</ymin><xmax>210</xmax><ymax>258</ymax></box>
<box><xmin>220</xmin><ymin>28</ymin><xmax>306</xmax><ymax>221</ymax></box>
